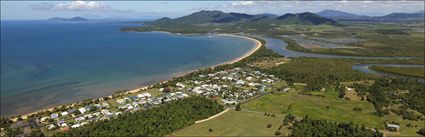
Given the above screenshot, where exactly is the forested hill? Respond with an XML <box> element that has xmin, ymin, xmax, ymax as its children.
<box><xmin>147</xmin><ymin>10</ymin><xmax>338</xmax><ymax>26</ymax></box>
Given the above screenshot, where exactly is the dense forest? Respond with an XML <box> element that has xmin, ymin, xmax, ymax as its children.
<box><xmin>54</xmin><ymin>96</ymin><xmax>223</xmax><ymax>137</ymax></box>
<box><xmin>290</xmin><ymin>117</ymin><xmax>383</xmax><ymax>137</ymax></box>
<box><xmin>263</xmin><ymin>58</ymin><xmax>373</xmax><ymax>90</ymax></box>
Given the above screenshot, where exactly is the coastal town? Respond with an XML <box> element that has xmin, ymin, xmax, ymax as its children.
<box><xmin>1</xmin><ymin>67</ymin><xmax>285</xmax><ymax>136</ymax></box>
<box><xmin>2</xmin><ymin>1</ymin><xmax>425</xmax><ymax>136</ymax></box>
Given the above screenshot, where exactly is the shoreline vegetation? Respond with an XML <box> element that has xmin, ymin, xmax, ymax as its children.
<box><xmin>369</xmin><ymin>66</ymin><xmax>425</xmax><ymax>78</ymax></box>
<box><xmin>6</xmin><ymin>32</ymin><xmax>263</xmax><ymax>120</ymax></box>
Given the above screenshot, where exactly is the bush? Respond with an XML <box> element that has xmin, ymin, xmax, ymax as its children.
<box><xmin>235</xmin><ymin>104</ymin><xmax>241</xmax><ymax>111</ymax></box>
<box><xmin>353</xmin><ymin>107</ymin><xmax>362</xmax><ymax>112</ymax></box>
<box><xmin>278</xmin><ymin>124</ymin><xmax>284</xmax><ymax>130</ymax></box>
<box><xmin>208</xmin><ymin>128</ymin><xmax>213</xmax><ymax>132</ymax></box>
<box><xmin>275</xmin><ymin>131</ymin><xmax>282</xmax><ymax>136</ymax></box>
<box><xmin>267</xmin><ymin>124</ymin><xmax>272</xmax><ymax>128</ymax></box>
<box><xmin>417</xmin><ymin>128</ymin><xmax>425</xmax><ymax>136</ymax></box>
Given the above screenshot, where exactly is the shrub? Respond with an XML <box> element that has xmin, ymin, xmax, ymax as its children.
<box><xmin>267</xmin><ymin>124</ymin><xmax>272</xmax><ymax>128</ymax></box>
<box><xmin>275</xmin><ymin>131</ymin><xmax>282</xmax><ymax>136</ymax></box>
<box><xmin>353</xmin><ymin>107</ymin><xmax>362</xmax><ymax>112</ymax></box>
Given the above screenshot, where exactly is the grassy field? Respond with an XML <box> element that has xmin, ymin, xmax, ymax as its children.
<box><xmin>242</xmin><ymin>91</ymin><xmax>384</xmax><ymax>129</ymax></box>
<box><xmin>382</xmin><ymin>112</ymin><xmax>425</xmax><ymax>136</ymax></box>
<box><xmin>170</xmin><ymin>110</ymin><xmax>284</xmax><ymax>136</ymax></box>
<box><xmin>370</xmin><ymin>66</ymin><xmax>425</xmax><ymax>78</ymax></box>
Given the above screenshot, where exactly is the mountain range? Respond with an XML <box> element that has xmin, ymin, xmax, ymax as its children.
<box><xmin>317</xmin><ymin>9</ymin><xmax>424</xmax><ymax>21</ymax></box>
<box><xmin>47</xmin><ymin>17</ymin><xmax>88</xmax><ymax>22</ymax></box>
<box><xmin>149</xmin><ymin>10</ymin><xmax>337</xmax><ymax>26</ymax></box>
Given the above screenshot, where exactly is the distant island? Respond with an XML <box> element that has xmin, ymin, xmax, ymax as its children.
<box><xmin>47</xmin><ymin>17</ymin><xmax>88</xmax><ymax>22</ymax></box>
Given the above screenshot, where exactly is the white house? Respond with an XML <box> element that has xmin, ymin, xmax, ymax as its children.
<box><xmin>40</xmin><ymin>117</ymin><xmax>49</xmax><ymax>123</ymax></box>
<box><xmin>50</xmin><ymin>113</ymin><xmax>59</xmax><ymax>119</ymax></box>
<box><xmin>71</xmin><ymin>124</ymin><xmax>80</xmax><ymax>128</ymax></box>
<box><xmin>386</xmin><ymin>124</ymin><xmax>400</xmax><ymax>131</ymax></box>
<box><xmin>116</xmin><ymin>99</ymin><xmax>126</xmax><ymax>104</ymax></box>
<box><xmin>78</xmin><ymin>107</ymin><xmax>87</xmax><ymax>114</ymax></box>
<box><xmin>47</xmin><ymin>124</ymin><xmax>56</xmax><ymax>130</ymax></box>
<box><xmin>236</xmin><ymin>80</ymin><xmax>245</xmax><ymax>85</ymax></box>
<box><xmin>246</xmin><ymin>76</ymin><xmax>253</xmax><ymax>81</ymax></box>
<box><xmin>61</xmin><ymin>111</ymin><xmax>69</xmax><ymax>117</ymax></box>
<box><xmin>60</xmin><ymin>123</ymin><xmax>68</xmax><ymax>127</ymax></box>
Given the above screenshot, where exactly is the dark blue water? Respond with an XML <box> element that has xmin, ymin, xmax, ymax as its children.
<box><xmin>1</xmin><ymin>21</ymin><xmax>255</xmax><ymax>115</ymax></box>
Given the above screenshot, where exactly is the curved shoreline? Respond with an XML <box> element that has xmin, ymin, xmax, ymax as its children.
<box><xmin>8</xmin><ymin>33</ymin><xmax>262</xmax><ymax>119</ymax></box>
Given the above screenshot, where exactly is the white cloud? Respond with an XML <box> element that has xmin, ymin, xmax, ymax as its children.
<box><xmin>29</xmin><ymin>1</ymin><xmax>131</xmax><ymax>13</ymax></box>
<box><xmin>230</xmin><ymin>1</ymin><xmax>255</xmax><ymax>7</ymax></box>
<box><xmin>52</xmin><ymin>1</ymin><xmax>109</xmax><ymax>11</ymax></box>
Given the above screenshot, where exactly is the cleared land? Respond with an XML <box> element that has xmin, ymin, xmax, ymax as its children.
<box><xmin>370</xmin><ymin>66</ymin><xmax>425</xmax><ymax>78</ymax></box>
<box><xmin>171</xmin><ymin>110</ymin><xmax>283</xmax><ymax>136</ymax></box>
<box><xmin>242</xmin><ymin>91</ymin><xmax>384</xmax><ymax>129</ymax></box>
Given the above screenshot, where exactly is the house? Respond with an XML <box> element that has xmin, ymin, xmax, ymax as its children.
<box><xmin>116</xmin><ymin>99</ymin><xmax>126</xmax><ymax>104</ymax></box>
<box><xmin>75</xmin><ymin>117</ymin><xmax>85</xmax><ymax>122</ymax></box>
<box><xmin>60</xmin><ymin>123</ymin><xmax>68</xmax><ymax>128</ymax></box>
<box><xmin>93</xmin><ymin>104</ymin><xmax>102</xmax><ymax>108</ymax></box>
<box><xmin>61</xmin><ymin>111</ymin><xmax>69</xmax><ymax>117</ymax></box>
<box><xmin>47</xmin><ymin>124</ymin><xmax>56</xmax><ymax>130</ymax></box>
<box><xmin>246</xmin><ymin>76</ymin><xmax>253</xmax><ymax>81</ymax></box>
<box><xmin>67</xmin><ymin>108</ymin><xmax>76</xmax><ymax>114</ymax></box>
<box><xmin>176</xmin><ymin>83</ymin><xmax>185</xmax><ymax>89</ymax></box>
<box><xmin>386</xmin><ymin>123</ymin><xmax>400</xmax><ymax>131</ymax></box>
<box><xmin>78</xmin><ymin>107</ymin><xmax>87</xmax><ymax>114</ymax></box>
<box><xmin>236</xmin><ymin>80</ymin><xmax>245</xmax><ymax>85</ymax></box>
<box><xmin>101</xmin><ymin>102</ymin><xmax>110</xmax><ymax>108</ymax></box>
<box><xmin>40</xmin><ymin>117</ymin><xmax>49</xmax><ymax>123</ymax></box>
<box><xmin>345</xmin><ymin>87</ymin><xmax>355</xmax><ymax>92</ymax></box>
<box><xmin>137</xmin><ymin>93</ymin><xmax>152</xmax><ymax>98</ymax></box>
<box><xmin>50</xmin><ymin>113</ymin><xmax>59</xmax><ymax>119</ymax></box>
<box><xmin>84</xmin><ymin>106</ymin><xmax>91</xmax><ymax>111</ymax></box>
<box><xmin>71</xmin><ymin>124</ymin><xmax>80</xmax><ymax>128</ymax></box>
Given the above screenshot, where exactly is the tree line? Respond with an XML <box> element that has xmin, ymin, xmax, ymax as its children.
<box><xmin>54</xmin><ymin>96</ymin><xmax>223</xmax><ymax>137</ymax></box>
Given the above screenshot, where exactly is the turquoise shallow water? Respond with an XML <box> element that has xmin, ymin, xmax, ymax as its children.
<box><xmin>0</xmin><ymin>21</ymin><xmax>255</xmax><ymax>115</ymax></box>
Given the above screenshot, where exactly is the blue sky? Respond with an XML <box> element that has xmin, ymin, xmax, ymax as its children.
<box><xmin>1</xmin><ymin>1</ymin><xmax>424</xmax><ymax>20</ymax></box>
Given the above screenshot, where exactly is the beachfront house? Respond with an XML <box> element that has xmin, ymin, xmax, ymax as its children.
<box><xmin>137</xmin><ymin>93</ymin><xmax>152</xmax><ymax>98</ymax></box>
<box><xmin>116</xmin><ymin>99</ymin><xmax>126</xmax><ymax>104</ymax></box>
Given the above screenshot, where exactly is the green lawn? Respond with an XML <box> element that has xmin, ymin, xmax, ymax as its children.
<box><xmin>171</xmin><ymin>110</ymin><xmax>283</xmax><ymax>136</ymax></box>
<box><xmin>243</xmin><ymin>91</ymin><xmax>384</xmax><ymax>129</ymax></box>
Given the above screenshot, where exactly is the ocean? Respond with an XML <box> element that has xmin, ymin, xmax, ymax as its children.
<box><xmin>0</xmin><ymin>21</ymin><xmax>255</xmax><ymax>116</ymax></box>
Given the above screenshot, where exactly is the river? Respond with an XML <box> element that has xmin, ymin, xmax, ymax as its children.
<box><xmin>263</xmin><ymin>37</ymin><xmax>424</xmax><ymax>81</ymax></box>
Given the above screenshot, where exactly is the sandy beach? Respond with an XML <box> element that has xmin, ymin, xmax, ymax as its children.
<box><xmin>12</xmin><ymin>34</ymin><xmax>262</xmax><ymax>119</ymax></box>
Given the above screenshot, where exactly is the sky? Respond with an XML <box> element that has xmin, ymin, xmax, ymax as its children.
<box><xmin>1</xmin><ymin>1</ymin><xmax>424</xmax><ymax>20</ymax></box>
